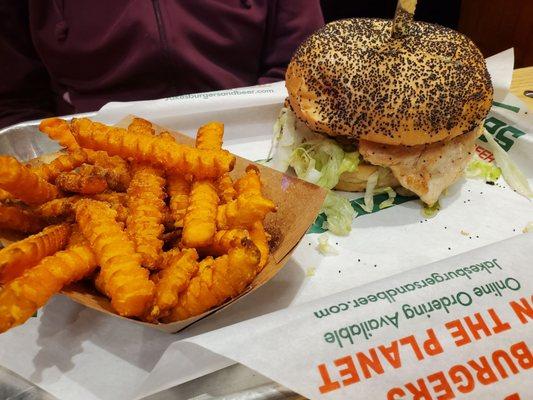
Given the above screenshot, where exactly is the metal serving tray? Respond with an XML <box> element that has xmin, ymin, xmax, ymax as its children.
<box><xmin>0</xmin><ymin>117</ymin><xmax>303</xmax><ymax>400</ymax></box>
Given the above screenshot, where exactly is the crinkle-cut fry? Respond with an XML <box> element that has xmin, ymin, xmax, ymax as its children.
<box><xmin>35</xmin><ymin>192</ymin><xmax>125</xmax><ymax>221</ymax></box>
<box><xmin>71</xmin><ymin>118</ymin><xmax>235</xmax><ymax>179</ymax></box>
<box><xmin>91</xmin><ymin>192</ymin><xmax>128</xmax><ymax>222</ymax></box>
<box><xmin>35</xmin><ymin>196</ymin><xmax>79</xmax><ymax>220</ymax></box>
<box><xmin>181</xmin><ymin>180</ymin><xmax>218</xmax><ymax>248</ymax></box>
<box><xmin>158</xmin><ymin>248</ymin><xmax>181</xmax><ymax>270</ymax></box>
<box><xmin>85</xmin><ymin>151</ymin><xmax>131</xmax><ymax>192</ymax></box>
<box><xmin>75</xmin><ymin>199</ymin><xmax>154</xmax><ymax>317</ymax></box>
<box><xmin>249</xmin><ymin>221</ymin><xmax>269</xmax><ymax>269</ymax></box>
<box><xmin>159</xmin><ymin>131</ymin><xmax>176</xmax><ymax>142</ymax></box>
<box><xmin>39</xmin><ymin>117</ymin><xmax>80</xmax><ymax>151</ymax></box>
<box><xmin>0</xmin><ymin>156</ymin><xmax>59</xmax><ymax>205</ymax></box>
<box><xmin>203</xmin><ymin>229</ymin><xmax>250</xmax><ymax>256</ymax></box>
<box><xmin>234</xmin><ymin>165</ymin><xmax>262</xmax><ymax>196</ymax></box>
<box><xmin>68</xmin><ymin>224</ymin><xmax>88</xmax><ymax>247</ymax></box>
<box><xmin>56</xmin><ymin>169</ymin><xmax>108</xmax><ymax>195</ymax></box>
<box><xmin>147</xmin><ymin>248</ymin><xmax>199</xmax><ymax>321</ymax></box>
<box><xmin>0</xmin><ymin>204</ymin><xmax>44</xmax><ymax>233</ymax></box>
<box><xmin>126</xmin><ymin>164</ymin><xmax>165</xmax><ymax>269</ymax></box>
<box><xmin>164</xmin><ymin>241</ymin><xmax>260</xmax><ymax>322</ymax></box>
<box><xmin>128</xmin><ymin>117</ymin><xmax>155</xmax><ymax>136</ymax></box>
<box><xmin>216</xmin><ymin>194</ymin><xmax>276</xmax><ymax>230</ymax></box>
<box><xmin>0</xmin><ymin>188</ymin><xmax>13</xmax><ymax>202</ymax></box>
<box><xmin>91</xmin><ymin>192</ymin><xmax>127</xmax><ymax>207</ymax></box>
<box><xmin>167</xmin><ymin>174</ymin><xmax>190</xmax><ymax>228</ymax></box>
<box><xmin>31</xmin><ymin>149</ymin><xmax>88</xmax><ymax>182</ymax></box>
<box><xmin>0</xmin><ymin>244</ymin><xmax>97</xmax><ymax>333</ymax></box>
<box><xmin>216</xmin><ymin>173</ymin><xmax>236</xmax><ymax>203</ymax></box>
<box><xmin>196</xmin><ymin>122</ymin><xmax>223</xmax><ymax>150</ymax></box>
<box><xmin>0</xmin><ymin>223</ymin><xmax>71</xmax><ymax>284</ymax></box>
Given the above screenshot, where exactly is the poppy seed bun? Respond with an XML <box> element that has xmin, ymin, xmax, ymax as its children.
<box><xmin>286</xmin><ymin>18</ymin><xmax>493</xmax><ymax>146</ymax></box>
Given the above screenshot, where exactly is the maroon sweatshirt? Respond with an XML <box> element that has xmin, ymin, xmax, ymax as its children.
<box><xmin>0</xmin><ymin>1</ymin><xmax>323</xmax><ymax>128</ymax></box>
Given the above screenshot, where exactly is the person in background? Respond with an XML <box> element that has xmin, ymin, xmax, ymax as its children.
<box><xmin>0</xmin><ymin>1</ymin><xmax>324</xmax><ymax>129</ymax></box>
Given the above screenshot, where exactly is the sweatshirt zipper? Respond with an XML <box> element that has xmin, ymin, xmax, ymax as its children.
<box><xmin>151</xmin><ymin>0</ymin><xmax>178</xmax><ymax>93</ymax></box>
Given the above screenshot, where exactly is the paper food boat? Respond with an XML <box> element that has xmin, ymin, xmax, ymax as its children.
<box><xmin>1</xmin><ymin>116</ymin><xmax>326</xmax><ymax>333</ymax></box>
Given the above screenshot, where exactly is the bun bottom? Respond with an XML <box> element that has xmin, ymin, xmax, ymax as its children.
<box><xmin>334</xmin><ymin>163</ymin><xmax>400</xmax><ymax>192</ymax></box>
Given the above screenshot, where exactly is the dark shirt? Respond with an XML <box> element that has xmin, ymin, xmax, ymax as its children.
<box><xmin>0</xmin><ymin>0</ymin><xmax>324</xmax><ymax>128</ymax></box>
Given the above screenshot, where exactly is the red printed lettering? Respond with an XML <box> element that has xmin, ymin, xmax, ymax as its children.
<box><xmin>334</xmin><ymin>356</ymin><xmax>360</xmax><ymax>386</ymax></box>
<box><xmin>423</xmin><ymin>329</ymin><xmax>444</xmax><ymax>356</ymax></box>
<box><xmin>449</xmin><ymin>364</ymin><xmax>474</xmax><ymax>394</ymax></box>
<box><xmin>509</xmin><ymin>341</ymin><xmax>533</xmax><ymax>370</ymax></box>
<box><xmin>510</xmin><ymin>297</ymin><xmax>533</xmax><ymax>324</ymax></box>
<box><xmin>317</xmin><ymin>363</ymin><xmax>341</xmax><ymax>394</ymax></box>
<box><xmin>445</xmin><ymin>319</ymin><xmax>471</xmax><ymax>347</ymax></box>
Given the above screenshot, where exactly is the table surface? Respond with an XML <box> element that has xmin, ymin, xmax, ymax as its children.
<box><xmin>1</xmin><ymin>67</ymin><xmax>531</xmax><ymax>400</ymax></box>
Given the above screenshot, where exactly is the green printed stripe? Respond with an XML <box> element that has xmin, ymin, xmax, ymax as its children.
<box><xmin>492</xmin><ymin>101</ymin><xmax>520</xmax><ymax>113</ymax></box>
<box><xmin>308</xmin><ymin>193</ymin><xmax>417</xmax><ymax>234</ymax></box>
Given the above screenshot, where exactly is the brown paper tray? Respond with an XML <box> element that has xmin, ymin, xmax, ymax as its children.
<box><xmin>2</xmin><ymin>116</ymin><xmax>327</xmax><ymax>333</ymax></box>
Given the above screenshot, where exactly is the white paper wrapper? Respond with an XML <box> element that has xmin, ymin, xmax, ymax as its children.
<box><xmin>0</xmin><ymin>49</ymin><xmax>531</xmax><ymax>400</ymax></box>
<box><xmin>185</xmin><ymin>233</ymin><xmax>533</xmax><ymax>400</ymax></box>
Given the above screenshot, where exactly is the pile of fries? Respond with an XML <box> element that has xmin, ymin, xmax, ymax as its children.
<box><xmin>0</xmin><ymin>117</ymin><xmax>276</xmax><ymax>333</ymax></box>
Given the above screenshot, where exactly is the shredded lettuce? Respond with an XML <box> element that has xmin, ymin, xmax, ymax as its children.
<box><xmin>321</xmin><ymin>191</ymin><xmax>357</xmax><ymax>236</ymax></box>
<box><xmin>482</xmin><ymin>130</ymin><xmax>533</xmax><ymax>198</ymax></box>
<box><xmin>269</xmin><ymin>108</ymin><xmax>360</xmax><ymax>190</ymax></box>
<box><xmin>269</xmin><ymin>108</ymin><xmax>362</xmax><ymax>235</ymax></box>
<box><xmin>422</xmin><ymin>201</ymin><xmax>440</xmax><ymax>218</ymax></box>
<box><xmin>290</xmin><ymin>140</ymin><xmax>359</xmax><ymax>189</ymax></box>
<box><xmin>268</xmin><ymin>108</ymin><xmax>317</xmax><ymax>173</ymax></box>
<box><xmin>360</xmin><ymin>169</ymin><xmax>397</xmax><ymax>212</ymax></box>
<box><xmin>465</xmin><ymin>154</ymin><xmax>501</xmax><ymax>182</ymax></box>
<box><xmin>316</xmin><ymin>233</ymin><xmax>339</xmax><ymax>256</ymax></box>
<box><xmin>361</xmin><ymin>171</ymin><xmax>379</xmax><ymax>212</ymax></box>
<box><xmin>377</xmin><ymin>187</ymin><xmax>397</xmax><ymax>209</ymax></box>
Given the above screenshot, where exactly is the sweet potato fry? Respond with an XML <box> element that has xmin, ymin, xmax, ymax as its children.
<box><xmin>196</xmin><ymin>122</ymin><xmax>223</xmax><ymax>150</ymax></box>
<box><xmin>31</xmin><ymin>149</ymin><xmax>89</xmax><ymax>182</ymax></box>
<box><xmin>0</xmin><ymin>204</ymin><xmax>44</xmax><ymax>233</ymax></box>
<box><xmin>164</xmin><ymin>241</ymin><xmax>260</xmax><ymax>321</ymax></box>
<box><xmin>216</xmin><ymin>194</ymin><xmax>276</xmax><ymax>230</ymax></box>
<box><xmin>35</xmin><ymin>196</ymin><xmax>79</xmax><ymax>220</ymax></box>
<box><xmin>36</xmin><ymin>192</ymin><xmax>127</xmax><ymax>222</ymax></box>
<box><xmin>0</xmin><ymin>188</ymin><xmax>13</xmax><ymax>202</ymax></box>
<box><xmin>203</xmin><ymin>229</ymin><xmax>250</xmax><ymax>256</ymax></box>
<box><xmin>167</xmin><ymin>174</ymin><xmax>190</xmax><ymax>228</ymax></box>
<box><xmin>68</xmin><ymin>224</ymin><xmax>88</xmax><ymax>246</ymax></box>
<box><xmin>39</xmin><ymin>117</ymin><xmax>80</xmax><ymax>151</ymax></box>
<box><xmin>158</xmin><ymin>248</ymin><xmax>181</xmax><ymax>270</ymax></box>
<box><xmin>181</xmin><ymin>181</ymin><xmax>219</xmax><ymax>248</ymax></box>
<box><xmin>216</xmin><ymin>173</ymin><xmax>237</xmax><ymax>203</ymax></box>
<box><xmin>56</xmin><ymin>168</ymin><xmax>108</xmax><ymax>195</ymax></box>
<box><xmin>147</xmin><ymin>248</ymin><xmax>199</xmax><ymax>321</ymax></box>
<box><xmin>234</xmin><ymin>165</ymin><xmax>262</xmax><ymax>196</ymax></box>
<box><xmin>159</xmin><ymin>131</ymin><xmax>176</xmax><ymax>142</ymax></box>
<box><xmin>71</xmin><ymin>118</ymin><xmax>235</xmax><ymax>179</ymax></box>
<box><xmin>249</xmin><ymin>221</ymin><xmax>269</xmax><ymax>269</ymax></box>
<box><xmin>0</xmin><ymin>244</ymin><xmax>97</xmax><ymax>333</ymax></box>
<box><xmin>85</xmin><ymin>151</ymin><xmax>131</xmax><ymax>191</ymax></box>
<box><xmin>0</xmin><ymin>156</ymin><xmax>59</xmax><ymax>205</ymax></box>
<box><xmin>0</xmin><ymin>223</ymin><xmax>71</xmax><ymax>284</ymax></box>
<box><xmin>91</xmin><ymin>192</ymin><xmax>128</xmax><ymax>222</ymax></box>
<box><xmin>75</xmin><ymin>199</ymin><xmax>154</xmax><ymax>317</ymax></box>
<box><xmin>126</xmin><ymin>164</ymin><xmax>165</xmax><ymax>269</ymax></box>
<box><xmin>91</xmin><ymin>192</ymin><xmax>127</xmax><ymax>207</ymax></box>
<box><xmin>128</xmin><ymin>117</ymin><xmax>155</xmax><ymax>136</ymax></box>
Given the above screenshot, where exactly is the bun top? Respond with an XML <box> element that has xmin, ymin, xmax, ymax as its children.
<box><xmin>286</xmin><ymin>18</ymin><xmax>493</xmax><ymax>146</ymax></box>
